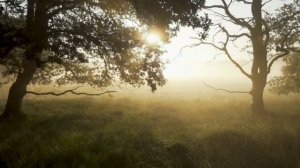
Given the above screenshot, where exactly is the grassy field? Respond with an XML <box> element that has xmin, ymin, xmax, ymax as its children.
<box><xmin>0</xmin><ymin>95</ymin><xmax>299</xmax><ymax>168</ymax></box>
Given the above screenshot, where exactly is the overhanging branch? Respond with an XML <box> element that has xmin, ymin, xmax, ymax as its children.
<box><xmin>26</xmin><ymin>87</ymin><xmax>117</xmax><ymax>96</ymax></box>
<box><xmin>203</xmin><ymin>81</ymin><xmax>250</xmax><ymax>94</ymax></box>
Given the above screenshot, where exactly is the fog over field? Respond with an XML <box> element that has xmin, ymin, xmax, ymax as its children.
<box><xmin>0</xmin><ymin>60</ymin><xmax>288</xmax><ymax>106</ymax></box>
<box><xmin>0</xmin><ymin>59</ymin><xmax>283</xmax><ymax>100</ymax></box>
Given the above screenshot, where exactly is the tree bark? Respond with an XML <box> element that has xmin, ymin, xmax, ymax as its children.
<box><xmin>250</xmin><ymin>0</ymin><xmax>268</xmax><ymax>114</ymax></box>
<box><xmin>251</xmin><ymin>76</ymin><xmax>266</xmax><ymax>113</ymax></box>
<box><xmin>250</xmin><ymin>54</ymin><xmax>268</xmax><ymax>113</ymax></box>
<box><xmin>1</xmin><ymin>58</ymin><xmax>38</xmax><ymax>119</ymax></box>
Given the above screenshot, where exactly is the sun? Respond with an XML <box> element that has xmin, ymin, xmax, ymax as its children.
<box><xmin>146</xmin><ymin>33</ymin><xmax>161</xmax><ymax>44</ymax></box>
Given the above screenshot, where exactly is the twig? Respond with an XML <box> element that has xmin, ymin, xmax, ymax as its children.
<box><xmin>202</xmin><ymin>81</ymin><xmax>250</xmax><ymax>94</ymax></box>
<box><xmin>171</xmin><ymin>43</ymin><xmax>201</xmax><ymax>62</ymax></box>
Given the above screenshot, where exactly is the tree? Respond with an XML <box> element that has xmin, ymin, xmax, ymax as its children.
<box><xmin>0</xmin><ymin>0</ymin><xmax>210</xmax><ymax>119</ymax></box>
<box><xmin>269</xmin><ymin>52</ymin><xmax>300</xmax><ymax>94</ymax></box>
<box><xmin>268</xmin><ymin>0</ymin><xmax>300</xmax><ymax>95</ymax></box>
<box><xmin>195</xmin><ymin>0</ymin><xmax>300</xmax><ymax>113</ymax></box>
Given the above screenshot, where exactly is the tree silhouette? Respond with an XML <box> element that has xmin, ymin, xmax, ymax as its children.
<box><xmin>196</xmin><ymin>0</ymin><xmax>300</xmax><ymax>113</ymax></box>
<box><xmin>0</xmin><ymin>0</ymin><xmax>210</xmax><ymax>119</ymax></box>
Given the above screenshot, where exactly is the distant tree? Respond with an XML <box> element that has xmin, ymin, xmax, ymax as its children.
<box><xmin>197</xmin><ymin>0</ymin><xmax>300</xmax><ymax>113</ymax></box>
<box><xmin>268</xmin><ymin>0</ymin><xmax>300</xmax><ymax>94</ymax></box>
<box><xmin>269</xmin><ymin>52</ymin><xmax>300</xmax><ymax>94</ymax></box>
<box><xmin>0</xmin><ymin>0</ymin><xmax>210</xmax><ymax>119</ymax></box>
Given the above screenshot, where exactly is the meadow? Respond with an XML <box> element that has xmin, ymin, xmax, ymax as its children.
<box><xmin>0</xmin><ymin>94</ymin><xmax>299</xmax><ymax>168</ymax></box>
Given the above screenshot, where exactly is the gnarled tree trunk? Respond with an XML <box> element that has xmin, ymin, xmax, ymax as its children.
<box><xmin>1</xmin><ymin>0</ymin><xmax>47</xmax><ymax>119</ymax></box>
<box><xmin>1</xmin><ymin>59</ymin><xmax>38</xmax><ymax>118</ymax></box>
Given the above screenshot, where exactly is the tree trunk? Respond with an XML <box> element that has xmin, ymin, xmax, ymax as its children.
<box><xmin>251</xmin><ymin>77</ymin><xmax>266</xmax><ymax>113</ymax></box>
<box><xmin>1</xmin><ymin>59</ymin><xmax>37</xmax><ymax>119</ymax></box>
<box><xmin>250</xmin><ymin>0</ymin><xmax>268</xmax><ymax>114</ymax></box>
<box><xmin>0</xmin><ymin>0</ymin><xmax>48</xmax><ymax>120</ymax></box>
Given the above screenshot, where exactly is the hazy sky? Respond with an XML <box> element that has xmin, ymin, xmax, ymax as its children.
<box><xmin>163</xmin><ymin>0</ymin><xmax>292</xmax><ymax>81</ymax></box>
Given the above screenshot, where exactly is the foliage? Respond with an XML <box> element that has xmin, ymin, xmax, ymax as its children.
<box><xmin>267</xmin><ymin>0</ymin><xmax>300</xmax><ymax>52</ymax></box>
<box><xmin>269</xmin><ymin>53</ymin><xmax>300</xmax><ymax>94</ymax></box>
<box><xmin>0</xmin><ymin>0</ymin><xmax>210</xmax><ymax>92</ymax></box>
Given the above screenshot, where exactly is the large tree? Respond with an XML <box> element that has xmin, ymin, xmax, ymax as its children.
<box><xmin>0</xmin><ymin>0</ymin><xmax>210</xmax><ymax>119</ymax></box>
<box><xmin>196</xmin><ymin>0</ymin><xmax>300</xmax><ymax>113</ymax></box>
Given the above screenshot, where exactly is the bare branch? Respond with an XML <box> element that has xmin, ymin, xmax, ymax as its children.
<box><xmin>202</xmin><ymin>81</ymin><xmax>250</xmax><ymax>94</ymax></box>
<box><xmin>220</xmin><ymin>26</ymin><xmax>253</xmax><ymax>79</ymax></box>
<box><xmin>221</xmin><ymin>0</ymin><xmax>253</xmax><ymax>30</ymax></box>
<box><xmin>192</xmin><ymin>39</ymin><xmax>223</xmax><ymax>50</ymax></box>
<box><xmin>236</xmin><ymin>0</ymin><xmax>252</xmax><ymax>5</ymax></box>
<box><xmin>262</xmin><ymin>0</ymin><xmax>272</xmax><ymax>7</ymax></box>
<box><xmin>228</xmin><ymin>0</ymin><xmax>234</xmax><ymax>7</ymax></box>
<box><xmin>228</xmin><ymin>32</ymin><xmax>251</xmax><ymax>39</ymax></box>
<box><xmin>205</xmin><ymin>1</ymin><xmax>253</xmax><ymax>30</ymax></box>
<box><xmin>206</xmin><ymin>9</ymin><xmax>233</xmax><ymax>23</ymax></box>
<box><xmin>173</xmin><ymin>43</ymin><xmax>201</xmax><ymax>61</ymax></box>
<box><xmin>192</xmin><ymin>25</ymin><xmax>252</xmax><ymax>79</ymax></box>
<box><xmin>267</xmin><ymin>48</ymin><xmax>289</xmax><ymax>74</ymax></box>
<box><xmin>26</xmin><ymin>87</ymin><xmax>117</xmax><ymax>96</ymax></box>
<box><xmin>280</xmin><ymin>27</ymin><xmax>296</xmax><ymax>47</ymax></box>
<box><xmin>204</xmin><ymin>5</ymin><xmax>224</xmax><ymax>10</ymax></box>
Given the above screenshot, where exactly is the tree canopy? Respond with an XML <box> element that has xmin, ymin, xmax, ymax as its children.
<box><xmin>0</xmin><ymin>0</ymin><xmax>211</xmax><ymax>118</ymax></box>
<box><xmin>0</xmin><ymin>0</ymin><xmax>210</xmax><ymax>92</ymax></box>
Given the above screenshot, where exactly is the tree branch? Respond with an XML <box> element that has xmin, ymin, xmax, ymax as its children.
<box><xmin>228</xmin><ymin>32</ymin><xmax>251</xmax><ymax>39</ymax></box>
<box><xmin>204</xmin><ymin>2</ymin><xmax>253</xmax><ymax>30</ymax></box>
<box><xmin>267</xmin><ymin>48</ymin><xmax>289</xmax><ymax>74</ymax></box>
<box><xmin>236</xmin><ymin>0</ymin><xmax>252</xmax><ymax>5</ymax></box>
<box><xmin>193</xmin><ymin>26</ymin><xmax>252</xmax><ymax>79</ymax></box>
<box><xmin>262</xmin><ymin>0</ymin><xmax>272</xmax><ymax>7</ymax></box>
<box><xmin>220</xmin><ymin>26</ymin><xmax>253</xmax><ymax>79</ymax></box>
<box><xmin>202</xmin><ymin>81</ymin><xmax>250</xmax><ymax>94</ymax></box>
<box><xmin>269</xmin><ymin>10</ymin><xmax>300</xmax><ymax>30</ymax></box>
<box><xmin>26</xmin><ymin>87</ymin><xmax>117</xmax><ymax>96</ymax></box>
<box><xmin>222</xmin><ymin>0</ymin><xmax>253</xmax><ymax>30</ymax></box>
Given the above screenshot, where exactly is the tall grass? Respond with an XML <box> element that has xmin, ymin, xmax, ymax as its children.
<box><xmin>0</xmin><ymin>96</ymin><xmax>299</xmax><ymax>168</ymax></box>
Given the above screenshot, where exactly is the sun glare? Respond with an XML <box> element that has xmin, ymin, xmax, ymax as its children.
<box><xmin>146</xmin><ymin>33</ymin><xmax>161</xmax><ymax>44</ymax></box>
